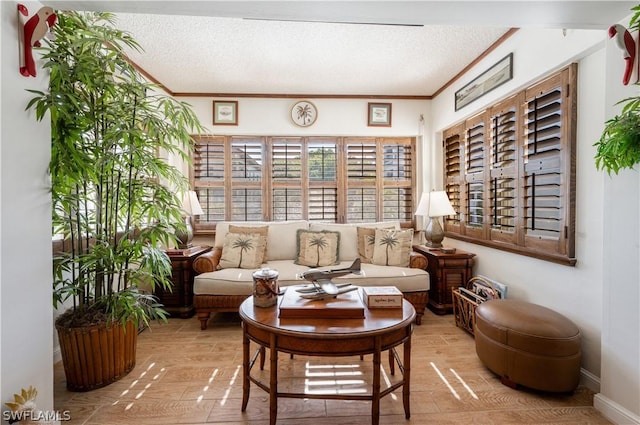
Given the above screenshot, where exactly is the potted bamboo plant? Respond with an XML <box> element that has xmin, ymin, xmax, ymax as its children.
<box><xmin>595</xmin><ymin>4</ymin><xmax>640</xmax><ymax>174</ymax></box>
<box><xmin>28</xmin><ymin>11</ymin><xmax>203</xmax><ymax>391</ymax></box>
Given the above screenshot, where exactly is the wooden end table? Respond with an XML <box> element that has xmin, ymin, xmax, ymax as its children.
<box><xmin>239</xmin><ymin>292</ymin><xmax>415</xmax><ymax>425</ymax></box>
<box><xmin>412</xmin><ymin>245</ymin><xmax>475</xmax><ymax>315</ymax></box>
<box><xmin>157</xmin><ymin>245</ymin><xmax>211</xmax><ymax>318</ymax></box>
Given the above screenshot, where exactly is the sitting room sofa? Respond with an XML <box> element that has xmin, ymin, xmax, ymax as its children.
<box><xmin>192</xmin><ymin>220</ymin><xmax>430</xmax><ymax>329</ymax></box>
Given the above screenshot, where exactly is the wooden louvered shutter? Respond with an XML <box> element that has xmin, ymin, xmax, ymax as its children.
<box><xmin>307</xmin><ymin>138</ymin><xmax>338</xmax><ymax>222</ymax></box>
<box><xmin>230</xmin><ymin>137</ymin><xmax>264</xmax><ymax>221</ymax></box>
<box><xmin>464</xmin><ymin>112</ymin><xmax>488</xmax><ymax>239</ymax></box>
<box><xmin>443</xmin><ymin>124</ymin><xmax>463</xmax><ymax>234</ymax></box>
<box><xmin>521</xmin><ymin>65</ymin><xmax>576</xmax><ymax>258</ymax></box>
<box><xmin>441</xmin><ymin>64</ymin><xmax>576</xmax><ymax>265</ymax></box>
<box><xmin>381</xmin><ymin>138</ymin><xmax>414</xmax><ymax>225</ymax></box>
<box><xmin>346</xmin><ymin>139</ymin><xmax>378</xmax><ymax>222</ymax></box>
<box><xmin>271</xmin><ymin>137</ymin><xmax>303</xmax><ymax>221</ymax></box>
<box><xmin>489</xmin><ymin>95</ymin><xmax>520</xmax><ymax>245</ymax></box>
<box><xmin>192</xmin><ymin>136</ymin><xmax>226</xmax><ymax>232</ymax></box>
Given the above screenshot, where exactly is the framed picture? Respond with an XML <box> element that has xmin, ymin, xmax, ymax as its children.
<box><xmin>368</xmin><ymin>103</ymin><xmax>392</xmax><ymax>127</ymax></box>
<box><xmin>455</xmin><ymin>53</ymin><xmax>513</xmax><ymax>111</ymax></box>
<box><xmin>213</xmin><ymin>100</ymin><xmax>238</xmax><ymax>125</ymax></box>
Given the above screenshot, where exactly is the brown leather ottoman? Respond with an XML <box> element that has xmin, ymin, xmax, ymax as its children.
<box><xmin>475</xmin><ymin>299</ymin><xmax>581</xmax><ymax>392</ymax></box>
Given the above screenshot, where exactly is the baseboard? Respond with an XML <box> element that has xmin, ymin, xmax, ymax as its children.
<box><xmin>580</xmin><ymin>367</ymin><xmax>600</xmax><ymax>393</ymax></box>
<box><xmin>594</xmin><ymin>393</ymin><xmax>640</xmax><ymax>425</ymax></box>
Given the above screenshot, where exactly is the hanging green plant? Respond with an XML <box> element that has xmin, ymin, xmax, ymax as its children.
<box><xmin>595</xmin><ymin>4</ymin><xmax>640</xmax><ymax>174</ymax></box>
<box><xmin>595</xmin><ymin>100</ymin><xmax>640</xmax><ymax>174</ymax></box>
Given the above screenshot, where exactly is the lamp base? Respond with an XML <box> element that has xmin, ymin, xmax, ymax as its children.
<box><xmin>424</xmin><ymin>217</ymin><xmax>445</xmax><ymax>249</ymax></box>
<box><xmin>175</xmin><ymin>216</ymin><xmax>194</xmax><ymax>249</ymax></box>
<box><xmin>176</xmin><ymin>242</ymin><xmax>194</xmax><ymax>250</ymax></box>
<box><xmin>423</xmin><ymin>239</ymin><xmax>444</xmax><ymax>249</ymax></box>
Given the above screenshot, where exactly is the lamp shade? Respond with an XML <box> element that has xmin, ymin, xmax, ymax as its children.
<box><xmin>181</xmin><ymin>190</ymin><xmax>204</xmax><ymax>216</ymax></box>
<box><xmin>415</xmin><ymin>191</ymin><xmax>456</xmax><ymax>218</ymax></box>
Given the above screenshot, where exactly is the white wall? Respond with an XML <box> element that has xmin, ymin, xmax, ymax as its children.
<box><xmin>182</xmin><ymin>95</ymin><xmax>432</xmax><ymax>197</ymax></box>
<box><xmin>430</xmin><ymin>27</ymin><xmax>640</xmax><ymax>424</ymax></box>
<box><xmin>185</xmin><ymin>97</ymin><xmax>427</xmax><ymax>137</ymax></box>
<box><xmin>431</xmin><ymin>27</ymin><xmax>607</xmax><ymax>378</ymax></box>
<box><xmin>594</xmin><ymin>35</ymin><xmax>640</xmax><ymax>424</ymax></box>
<box><xmin>1</xmin><ymin>0</ymin><xmax>54</xmax><ymax>414</ymax></box>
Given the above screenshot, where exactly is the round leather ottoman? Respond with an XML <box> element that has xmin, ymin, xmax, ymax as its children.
<box><xmin>475</xmin><ymin>299</ymin><xmax>581</xmax><ymax>392</ymax></box>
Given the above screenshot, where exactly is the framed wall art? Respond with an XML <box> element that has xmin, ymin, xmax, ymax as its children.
<box><xmin>213</xmin><ymin>100</ymin><xmax>238</xmax><ymax>125</ymax></box>
<box><xmin>455</xmin><ymin>53</ymin><xmax>513</xmax><ymax>111</ymax></box>
<box><xmin>368</xmin><ymin>103</ymin><xmax>392</xmax><ymax>127</ymax></box>
<box><xmin>290</xmin><ymin>100</ymin><xmax>318</xmax><ymax>127</ymax></box>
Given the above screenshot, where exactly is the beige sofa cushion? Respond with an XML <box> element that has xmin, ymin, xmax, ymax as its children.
<box><xmin>228</xmin><ymin>224</ymin><xmax>268</xmax><ymax>260</ymax></box>
<box><xmin>295</xmin><ymin>229</ymin><xmax>340</xmax><ymax>267</ymax></box>
<box><xmin>194</xmin><ymin>260</ymin><xmax>429</xmax><ymax>296</ymax></box>
<box><xmin>218</xmin><ymin>232</ymin><xmax>267</xmax><ymax>269</ymax></box>
<box><xmin>215</xmin><ymin>220</ymin><xmax>309</xmax><ymax>261</ymax></box>
<box><xmin>309</xmin><ymin>221</ymin><xmax>399</xmax><ymax>262</ymax></box>
<box><xmin>371</xmin><ymin>228</ymin><xmax>414</xmax><ymax>267</ymax></box>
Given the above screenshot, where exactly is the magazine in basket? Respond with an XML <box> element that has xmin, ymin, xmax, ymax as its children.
<box><xmin>468</xmin><ymin>275</ymin><xmax>508</xmax><ymax>301</ymax></box>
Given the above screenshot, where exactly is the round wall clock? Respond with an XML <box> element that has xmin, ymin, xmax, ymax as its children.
<box><xmin>290</xmin><ymin>100</ymin><xmax>318</xmax><ymax>127</ymax></box>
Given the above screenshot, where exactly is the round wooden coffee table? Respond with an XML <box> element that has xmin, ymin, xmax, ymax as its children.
<box><xmin>239</xmin><ymin>293</ymin><xmax>416</xmax><ymax>425</ymax></box>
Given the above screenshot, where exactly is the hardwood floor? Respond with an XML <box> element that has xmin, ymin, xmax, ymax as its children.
<box><xmin>54</xmin><ymin>309</ymin><xmax>612</xmax><ymax>424</ymax></box>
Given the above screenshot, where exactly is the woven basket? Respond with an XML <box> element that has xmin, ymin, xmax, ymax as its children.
<box><xmin>452</xmin><ymin>276</ymin><xmax>498</xmax><ymax>336</ymax></box>
<box><xmin>56</xmin><ymin>320</ymin><xmax>137</xmax><ymax>391</ymax></box>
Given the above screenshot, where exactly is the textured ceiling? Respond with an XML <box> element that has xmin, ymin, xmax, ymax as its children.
<box><xmin>114</xmin><ymin>14</ymin><xmax>509</xmax><ymax>95</ymax></box>
<box><xmin>48</xmin><ymin>1</ymin><xmax>637</xmax><ymax>96</ymax></box>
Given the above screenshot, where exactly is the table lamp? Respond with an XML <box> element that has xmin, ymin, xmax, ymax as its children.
<box><xmin>414</xmin><ymin>191</ymin><xmax>456</xmax><ymax>248</ymax></box>
<box><xmin>175</xmin><ymin>190</ymin><xmax>204</xmax><ymax>249</ymax></box>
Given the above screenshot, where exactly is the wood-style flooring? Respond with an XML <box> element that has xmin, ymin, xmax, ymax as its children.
<box><xmin>54</xmin><ymin>309</ymin><xmax>612</xmax><ymax>424</ymax></box>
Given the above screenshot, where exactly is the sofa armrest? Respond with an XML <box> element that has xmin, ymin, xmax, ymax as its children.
<box><xmin>409</xmin><ymin>251</ymin><xmax>428</xmax><ymax>270</ymax></box>
<box><xmin>193</xmin><ymin>247</ymin><xmax>222</xmax><ymax>274</ymax></box>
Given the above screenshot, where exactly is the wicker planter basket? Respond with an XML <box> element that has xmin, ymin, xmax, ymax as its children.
<box><xmin>56</xmin><ymin>320</ymin><xmax>137</xmax><ymax>391</ymax></box>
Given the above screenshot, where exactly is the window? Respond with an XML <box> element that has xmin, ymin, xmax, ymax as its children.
<box><xmin>442</xmin><ymin>64</ymin><xmax>576</xmax><ymax>265</ymax></box>
<box><xmin>192</xmin><ymin>136</ymin><xmax>416</xmax><ymax>232</ymax></box>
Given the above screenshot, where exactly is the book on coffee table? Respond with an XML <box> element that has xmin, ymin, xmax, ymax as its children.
<box><xmin>361</xmin><ymin>286</ymin><xmax>403</xmax><ymax>308</ymax></box>
<box><xmin>278</xmin><ymin>285</ymin><xmax>365</xmax><ymax>319</ymax></box>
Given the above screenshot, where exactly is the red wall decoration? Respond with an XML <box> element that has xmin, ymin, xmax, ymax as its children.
<box><xmin>17</xmin><ymin>4</ymin><xmax>57</xmax><ymax>77</ymax></box>
<box><xmin>608</xmin><ymin>23</ymin><xmax>638</xmax><ymax>85</ymax></box>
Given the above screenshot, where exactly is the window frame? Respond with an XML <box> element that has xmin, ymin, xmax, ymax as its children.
<box><xmin>191</xmin><ymin>136</ymin><xmax>416</xmax><ymax>233</ymax></box>
<box><xmin>442</xmin><ymin>64</ymin><xmax>577</xmax><ymax>266</ymax></box>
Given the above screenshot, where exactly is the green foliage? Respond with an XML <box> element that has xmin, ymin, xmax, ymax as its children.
<box><xmin>29</xmin><ymin>11</ymin><xmax>204</xmax><ymax>328</ymax></box>
<box><xmin>595</xmin><ymin>4</ymin><xmax>640</xmax><ymax>175</ymax></box>
<box><xmin>629</xmin><ymin>4</ymin><xmax>640</xmax><ymax>32</ymax></box>
<box><xmin>595</xmin><ymin>109</ymin><xmax>640</xmax><ymax>174</ymax></box>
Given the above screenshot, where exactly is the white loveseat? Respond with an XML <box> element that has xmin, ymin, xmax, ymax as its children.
<box><xmin>193</xmin><ymin>220</ymin><xmax>430</xmax><ymax>329</ymax></box>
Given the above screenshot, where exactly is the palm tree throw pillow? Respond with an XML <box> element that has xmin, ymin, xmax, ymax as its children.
<box><xmin>228</xmin><ymin>224</ymin><xmax>269</xmax><ymax>260</ymax></box>
<box><xmin>218</xmin><ymin>232</ymin><xmax>268</xmax><ymax>269</ymax></box>
<box><xmin>295</xmin><ymin>229</ymin><xmax>340</xmax><ymax>267</ymax></box>
<box><xmin>357</xmin><ymin>226</ymin><xmax>396</xmax><ymax>263</ymax></box>
<box><xmin>371</xmin><ymin>228</ymin><xmax>414</xmax><ymax>267</ymax></box>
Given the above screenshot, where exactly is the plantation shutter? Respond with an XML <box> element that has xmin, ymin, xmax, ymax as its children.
<box><xmin>443</xmin><ymin>124</ymin><xmax>463</xmax><ymax>234</ymax></box>
<box><xmin>489</xmin><ymin>95</ymin><xmax>520</xmax><ymax>245</ymax></box>
<box><xmin>522</xmin><ymin>68</ymin><xmax>575</xmax><ymax>258</ymax></box>
<box><xmin>191</xmin><ymin>135</ymin><xmax>415</xmax><ymax>230</ymax></box>
<box><xmin>307</xmin><ymin>138</ymin><xmax>338</xmax><ymax>222</ymax></box>
<box><xmin>346</xmin><ymin>139</ymin><xmax>378</xmax><ymax>222</ymax></box>
<box><xmin>229</xmin><ymin>137</ymin><xmax>263</xmax><ymax>221</ymax></box>
<box><xmin>441</xmin><ymin>64</ymin><xmax>576</xmax><ymax>265</ymax></box>
<box><xmin>193</xmin><ymin>136</ymin><xmax>226</xmax><ymax>231</ymax></box>
<box><xmin>271</xmin><ymin>137</ymin><xmax>303</xmax><ymax>221</ymax></box>
<box><xmin>464</xmin><ymin>112</ymin><xmax>487</xmax><ymax>238</ymax></box>
<box><xmin>381</xmin><ymin>139</ymin><xmax>414</xmax><ymax>224</ymax></box>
